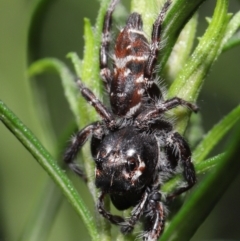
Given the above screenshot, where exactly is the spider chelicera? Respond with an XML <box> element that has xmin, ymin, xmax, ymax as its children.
<box><xmin>64</xmin><ymin>0</ymin><xmax>198</xmax><ymax>240</ymax></box>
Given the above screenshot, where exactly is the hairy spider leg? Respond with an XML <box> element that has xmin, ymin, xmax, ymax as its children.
<box><xmin>76</xmin><ymin>79</ymin><xmax>114</xmax><ymax>125</ymax></box>
<box><xmin>64</xmin><ymin>78</ymin><xmax>115</xmax><ymax>180</ymax></box>
<box><xmin>97</xmin><ymin>191</ymin><xmax>125</xmax><ymax>225</ymax></box>
<box><xmin>120</xmin><ymin>190</ymin><xmax>149</xmax><ymax>234</ymax></box>
<box><xmin>98</xmin><ymin>188</ymin><xmax>154</xmax><ymax>235</ymax></box>
<box><xmin>144</xmin><ymin>0</ymin><xmax>171</xmax><ymax>100</ymax></box>
<box><xmin>64</xmin><ymin>122</ymin><xmax>103</xmax><ymax>181</ymax></box>
<box><xmin>135</xmin><ymin>96</ymin><xmax>199</xmax><ymax>128</ymax></box>
<box><xmin>100</xmin><ymin>0</ymin><xmax>119</xmax><ymax>91</ymax></box>
<box><xmin>143</xmin><ymin>197</ymin><xmax>165</xmax><ymax>241</ymax></box>
<box><xmin>165</xmin><ymin>132</ymin><xmax>196</xmax><ymax>201</ymax></box>
<box><xmin>145</xmin><ymin>0</ymin><xmax>171</xmax><ymax>79</ymax></box>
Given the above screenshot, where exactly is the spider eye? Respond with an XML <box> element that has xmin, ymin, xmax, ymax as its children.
<box><xmin>127</xmin><ymin>157</ymin><xmax>138</xmax><ymax>171</ymax></box>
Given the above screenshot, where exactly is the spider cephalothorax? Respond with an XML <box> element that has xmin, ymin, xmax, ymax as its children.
<box><xmin>64</xmin><ymin>0</ymin><xmax>198</xmax><ymax>240</ymax></box>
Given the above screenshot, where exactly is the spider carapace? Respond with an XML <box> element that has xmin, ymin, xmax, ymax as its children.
<box><xmin>64</xmin><ymin>0</ymin><xmax>198</xmax><ymax>240</ymax></box>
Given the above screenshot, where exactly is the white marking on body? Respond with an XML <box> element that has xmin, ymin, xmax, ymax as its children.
<box><xmin>117</xmin><ymin>92</ymin><xmax>127</xmax><ymax>97</ymax></box>
<box><xmin>113</xmin><ymin>55</ymin><xmax>148</xmax><ymax>69</ymax></box>
<box><xmin>127</xmin><ymin>148</ymin><xmax>135</xmax><ymax>157</ymax></box>
<box><xmin>131</xmin><ymin>155</ymin><xmax>146</xmax><ymax>182</ymax></box>
<box><xmin>166</xmin><ymin>133</ymin><xmax>175</xmax><ymax>145</ymax></box>
<box><xmin>105</xmin><ymin>145</ymin><xmax>112</xmax><ymax>155</ymax></box>
<box><xmin>102</xmin><ymin>33</ymin><xmax>111</xmax><ymax>43</ymax></box>
<box><xmin>146</xmin><ymin>80</ymin><xmax>154</xmax><ymax>86</ymax></box>
<box><xmin>128</xmin><ymin>28</ymin><xmax>148</xmax><ymax>39</ymax></box>
<box><xmin>110</xmin><ymin>170</ymin><xmax>115</xmax><ymax>186</ymax></box>
<box><xmin>71</xmin><ymin>135</ymin><xmax>77</xmax><ymax>145</ymax></box>
<box><xmin>156</xmin><ymin>103</ymin><xmax>167</xmax><ymax>111</ymax></box>
<box><xmin>137</xmin><ymin>88</ymin><xmax>145</xmax><ymax>95</ymax></box>
<box><xmin>135</xmin><ymin>75</ymin><xmax>144</xmax><ymax>83</ymax></box>
<box><xmin>155</xmin><ymin>135</ymin><xmax>166</xmax><ymax>171</ymax></box>
<box><xmin>124</xmin><ymin>68</ymin><xmax>131</xmax><ymax>77</ymax></box>
<box><xmin>122</xmin><ymin>169</ymin><xmax>130</xmax><ymax>179</ymax></box>
<box><xmin>126</xmin><ymin>102</ymin><xmax>141</xmax><ymax>117</ymax></box>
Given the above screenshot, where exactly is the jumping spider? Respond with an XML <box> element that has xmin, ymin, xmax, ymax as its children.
<box><xmin>64</xmin><ymin>0</ymin><xmax>198</xmax><ymax>240</ymax></box>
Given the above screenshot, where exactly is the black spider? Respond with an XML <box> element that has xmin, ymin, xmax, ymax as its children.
<box><xmin>64</xmin><ymin>0</ymin><xmax>198</xmax><ymax>240</ymax></box>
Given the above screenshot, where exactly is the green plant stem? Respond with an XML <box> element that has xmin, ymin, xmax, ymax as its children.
<box><xmin>0</xmin><ymin>100</ymin><xmax>99</xmax><ymax>241</ymax></box>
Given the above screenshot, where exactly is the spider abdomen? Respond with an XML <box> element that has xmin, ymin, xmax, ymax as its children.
<box><xmin>110</xmin><ymin>13</ymin><xmax>150</xmax><ymax>116</ymax></box>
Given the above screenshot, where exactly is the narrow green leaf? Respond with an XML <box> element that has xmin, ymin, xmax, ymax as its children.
<box><xmin>223</xmin><ymin>31</ymin><xmax>240</xmax><ymax>51</ymax></box>
<box><xmin>19</xmin><ymin>182</ymin><xmax>63</xmax><ymax>241</ymax></box>
<box><xmin>67</xmin><ymin>52</ymin><xmax>83</xmax><ymax>78</ymax></box>
<box><xmin>66</xmin><ymin>51</ymin><xmax>95</xmax><ymax>128</ymax></box>
<box><xmin>28</xmin><ymin>58</ymin><xmax>100</xmax><ymax>223</ymax></box>
<box><xmin>159</xmin><ymin>0</ymin><xmax>207</xmax><ymax>72</ymax></box>
<box><xmin>82</xmin><ymin>18</ymin><xmax>98</xmax><ymax>88</ymax></box>
<box><xmin>196</xmin><ymin>153</ymin><xmax>225</xmax><ymax>173</ymax></box>
<box><xmin>164</xmin><ymin>14</ymin><xmax>198</xmax><ymax>81</ymax></box>
<box><xmin>28</xmin><ymin>58</ymin><xmax>83</xmax><ymax>125</ymax></box>
<box><xmin>168</xmin><ymin>0</ymin><xmax>230</xmax><ymax>133</ymax></box>
<box><xmin>222</xmin><ymin>11</ymin><xmax>240</xmax><ymax>51</ymax></box>
<box><xmin>80</xmin><ymin>18</ymin><xmax>103</xmax><ymax>125</ymax></box>
<box><xmin>19</xmin><ymin>123</ymin><xmax>77</xmax><ymax>241</ymax></box>
<box><xmin>193</xmin><ymin>105</ymin><xmax>240</xmax><ymax>163</ymax></box>
<box><xmin>0</xmin><ymin>100</ymin><xmax>99</xmax><ymax>241</ymax></box>
<box><xmin>28</xmin><ymin>0</ymin><xmax>54</xmax><ymax>60</ymax></box>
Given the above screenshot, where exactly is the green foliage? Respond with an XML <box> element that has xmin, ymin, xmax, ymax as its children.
<box><xmin>1</xmin><ymin>0</ymin><xmax>240</xmax><ymax>240</ymax></box>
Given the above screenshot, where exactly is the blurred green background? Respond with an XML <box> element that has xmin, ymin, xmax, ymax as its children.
<box><xmin>0</xmin><ymin>0</ymin><xmax>240</xmax><ymax>240</ymax></box>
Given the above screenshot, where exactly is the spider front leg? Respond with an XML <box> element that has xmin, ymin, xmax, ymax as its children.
<box><xmin>100</xmin><ymin>0</ymin><xmax>119</xmax><ymax>91</ymax></box>
<box><xmin>64</xmin><ymin>122</ymin><xmax>104</xmax><ymax>181</ymax></box>
<box><xmin>97</xmin><ymin>191</ymin><xmax>125</xmax><ymax>225</ymax></box>
<box><xmin>165</xmin><ymin>131</ymin><xmax>196</xmax><ymax>201</ymax></box>
<box><xmin>64</xmin><ymin>78</ymin><xmax>115</xmax><ymax>178</ymax></box>
<box><xmin>121</xmin><ymin>188</ymin><xmax>164</xmax><ymax>238</ymax></box>
<box><xmin>97</xmin><ymin>191</ymin><xmax>147</xmax><ymax>232</ymax></box>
